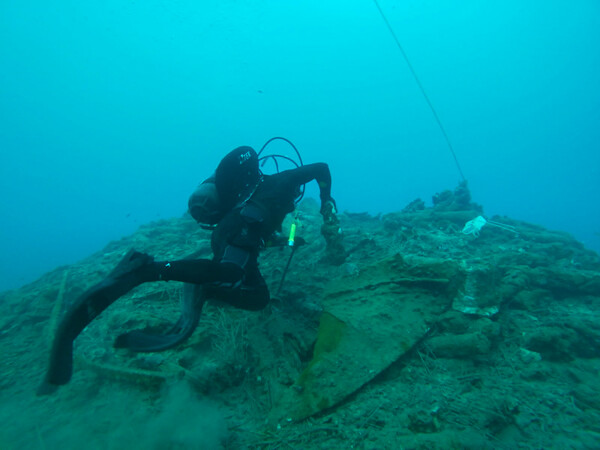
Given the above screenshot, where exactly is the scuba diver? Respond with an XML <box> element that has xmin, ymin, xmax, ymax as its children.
<box><xmin>38</xmin><ymin>142</ymin><xmax>345</xmax><ymax>394</ymax></box>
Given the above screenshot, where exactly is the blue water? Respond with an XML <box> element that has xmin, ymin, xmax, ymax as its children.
<box><xmin>1</xmin><ymin>0</ymin><xmax>599</xmax><ymax>292</ymax></box>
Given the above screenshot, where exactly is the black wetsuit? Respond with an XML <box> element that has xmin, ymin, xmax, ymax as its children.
<box><xmin>38</xmin><ymin>162</ymin><xmax>333</xmax><ymax>393</ymax></box>
<box><xmin>153</xmin><ymin>163</ymin><xmax>333</xmax><ymax>309</ymax></box>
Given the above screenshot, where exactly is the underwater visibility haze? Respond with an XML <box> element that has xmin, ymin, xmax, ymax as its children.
<box><xmin>1</xmin><ymin>0</ymin><xmax>599</xmax><ymax>291</ymax></box>
<box><xmin>2</xmin><ymin>2</ymin><xmax>600</xmax><ymax>449</ymax></box>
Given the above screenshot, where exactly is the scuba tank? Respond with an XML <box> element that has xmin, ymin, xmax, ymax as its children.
<box><xmin>188</xmin><ymin>146</ymin><xmax>260</xmax><ymax>226</ymax></box>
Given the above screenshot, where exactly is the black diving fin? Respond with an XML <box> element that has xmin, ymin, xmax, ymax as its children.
<box><xmin>113</xmin><ymin>283</ymin><xmax>205</xmax><ymax>352</ymax></box>
<box><xmin>37</xmin><ymin>250</ymin><xmax>154</xmax><ymax>395</ymax></box>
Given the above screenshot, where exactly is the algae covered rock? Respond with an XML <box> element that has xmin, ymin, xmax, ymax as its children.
<box><xmin>3</xmin><ymin>183</ymin><xmax>600</xmax><ymax>450</ymax></box>
<box><xmin>272</xmin><ymin>254</ymin><xmax>462</xmax><ymax>421</ymax></box>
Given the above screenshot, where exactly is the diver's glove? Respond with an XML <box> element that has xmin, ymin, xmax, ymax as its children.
<box><xmin>320</xmin><ymin>197</ymin><xmax>338</xmax><ymax>223</ymax></box>
<box><xmin>319</xmin><ymin>197</ymin><xmax>346</xmax><ymax>265</ymax></box>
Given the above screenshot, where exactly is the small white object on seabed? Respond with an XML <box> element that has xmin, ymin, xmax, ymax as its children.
<box><xmin>462</xmin><ymin>215</ymin><xmax>517</xmax><ymax>238</ymax></box>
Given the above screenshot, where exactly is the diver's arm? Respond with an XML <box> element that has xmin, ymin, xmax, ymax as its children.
<box><xmin>280</xmin><ymin>163</ymin><xmax>345</xmax><ymax>264</ymax></box>
<box><xmin>284</xmin><ymin>163</ymin><xmax>346</xmax><ymax>264</ymax></box>
<box><xmin>280</xmin><ymin>163</ymin><xmax>333</xmax><ymax>207</ymax></box>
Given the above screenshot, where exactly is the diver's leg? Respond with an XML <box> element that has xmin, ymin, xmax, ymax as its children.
<box><xmin>39</xmin><ymin>248</ymin><xmax>251</xmax><ymax>393</ymax></box>
<box><xmin>113</xmin><ymin>283</ymin><xmax>206</xmax><ymax>352</ymax></box>
<box><xmin>153</xmin><ymin>258</ymin><xmax>244</xmax><ymax>287</ymax></box>
<box><xmin>205</xmin><ymin>266</ymin><xmax>270</xmax><ymax>311</ymax></box>
<box><xmin>113</xmin><ymin>247</ymin><xmax>257</xmax><ymax>353</ymax></box>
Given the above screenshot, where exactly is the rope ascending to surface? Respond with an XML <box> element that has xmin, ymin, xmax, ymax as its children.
<box><xmin>372</xmin><ymin>0</ymin><xmax>467</xmax><ymax>182</ymax></box>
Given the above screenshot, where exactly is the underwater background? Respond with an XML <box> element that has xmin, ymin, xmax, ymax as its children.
<box><xmin>1</xmin><ymin>0</ymin><xmax>599</xmax><ymax>292</ymax></box>
<box><xmin>2</xmin><ymin>3</ymin><xmax>600</xmax><ymax>449</ymax></box>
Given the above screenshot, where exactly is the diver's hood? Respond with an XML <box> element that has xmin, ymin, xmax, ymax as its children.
<box><xmin>215</xmin><ymin>146</ymin><xmax>260</xmax><ymax>208</ymax></box>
